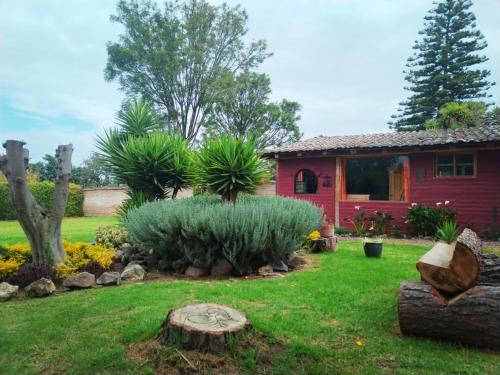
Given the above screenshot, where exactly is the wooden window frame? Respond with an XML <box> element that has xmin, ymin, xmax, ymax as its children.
<box><xmin>434</xmin><ymin>151</ymin><xmax>477</xmax><ymax>179</ymax></box>
<box><xmin>338</xmin><ymin>154</ymin><xmax>410</xmax><ymax>203</ymax></box>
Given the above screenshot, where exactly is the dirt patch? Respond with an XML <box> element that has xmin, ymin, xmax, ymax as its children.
<box><xmin>127</xmin><ymin>331</ymin><xmax>289</xmax><ymax>375</ymax></box>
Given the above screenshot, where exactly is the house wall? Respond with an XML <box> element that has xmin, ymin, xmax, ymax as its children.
<box><xmin>276</xmin><ymin>157</ymin><xmax>336</xmax><ymax>218</ymax></box>
<box><xmin>276</xmin><ymin>149</ymin><xmax>500</xmax><ymax>233</ymax></box>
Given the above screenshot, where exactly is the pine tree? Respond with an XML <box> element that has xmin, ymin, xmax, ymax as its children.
<box><xmin>391</xmin><ymin>0</ymin><xmax>494</xmax><ymax>131</ymax></box>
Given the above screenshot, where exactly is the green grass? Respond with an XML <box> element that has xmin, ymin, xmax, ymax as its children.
<box><xmin>0</xmin><ymin>216</ymin><xmax>118</xmax><ymax>244</ymax></box>
<box><xmin>1</xmin><ymin>242</ymin><xmax>499</xmax><ymax>374</ymax></box>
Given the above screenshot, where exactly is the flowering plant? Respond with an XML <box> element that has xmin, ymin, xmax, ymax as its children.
<box><xmin>344</xmin><ymin>206</ymin><xmax>368</xmax><ymax>236</ymax></box>
<box><xmin>405</xmin><ymin>201</ymin><xmax>457</xmax><ymax>237</ymax></box>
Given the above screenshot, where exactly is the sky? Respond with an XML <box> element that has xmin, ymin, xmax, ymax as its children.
<box><xmin>0</xmin><ymin>0</ymin><xmax>499</xmax><ymax>164</ymax></box>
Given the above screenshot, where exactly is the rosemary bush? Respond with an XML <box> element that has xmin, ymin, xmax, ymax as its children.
<box><xmin>123</xmin><ymin>195</ymin><xmax>322</xmax><ymax>274</ymax></box>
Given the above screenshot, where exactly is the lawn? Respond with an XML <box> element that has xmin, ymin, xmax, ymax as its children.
<box><xmin>0</xmin><ymin>216</ymin><xmax>118</xmax><ymax>244</ymax></box>
<box><xmin>1</xmin><ymin>240</ymin><xmax>499</xmax><ymax>374</ymax></box>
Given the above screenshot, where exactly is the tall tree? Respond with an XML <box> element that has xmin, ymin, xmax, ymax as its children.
<box><xmin>30</xmin><ymin>154</ymin><xmax>58</xmax><ymax>181</ymax></box>
<box><xmin>391</xmin><ymin>0</ymin><xmax>494</xmax><ymax>131</ymax></box>
<box><xmin>204</xmin><ymin>70</ymin><xmax>302</xmax><ymax>150</ymax></box>
<box><xmin>425</xmin><ymin>101</ymin><xmax>486</xmax><ymax>129</ymax></box>
<box><xmin>105</xmin><ymin>0</ymin><xmax>269</xmax><ymax>142</ymax></box>
<box><xmin>0</xmin><ymin>141</ymin><xmax>72</xmax><ymax>266</ymax></box>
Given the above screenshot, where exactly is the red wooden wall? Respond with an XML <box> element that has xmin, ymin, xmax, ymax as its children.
<box><xmin>276</xmin><ymin>149</ymin><xmax>500</xmax><ymax>233</ymax></box>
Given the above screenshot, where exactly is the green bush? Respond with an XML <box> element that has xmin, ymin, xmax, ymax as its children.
<box><xmin>405</xmin><ymin>203</ymin><xmax>457</xmax><ymax>237</ymax></box>
<box><xmin>0</xmin><ymin>182</ymin><xmax>83</xmax><ymax>220</ymax></box>
<box><xmin>95</xmin><ymin>225</ymin><xmax>129</xmax><ymax>249</ymax></box>
<box><xmin>123</xmin><ymin>195</ymin><xmax>323</xmax><ymax>274</ymax></box>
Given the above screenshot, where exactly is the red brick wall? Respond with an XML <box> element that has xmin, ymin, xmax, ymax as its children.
<box><xmin>276</xmin><ymin>149</ymin><xmax>500</xmax><ymax>233</ymax></box>
<box><xmin>276</xmin><ymin>157</ymin><xmax>336</xmax><ymax>218</ymax></box>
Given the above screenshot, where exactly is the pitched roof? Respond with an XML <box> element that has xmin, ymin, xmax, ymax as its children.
<box><xmin>264</xmin><ymin>126</ymin><xmax>500</xmax><ymax>155</ymax></box>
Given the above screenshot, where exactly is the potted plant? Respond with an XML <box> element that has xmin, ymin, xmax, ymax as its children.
<box><xmin>362</xmin><ymin>210</ymin><xmax>394</xmax><ymax>258</ymax></box>
<box><xmin>319</xmin><ymin>215</ymin><xmax>335</xmax><ymax>237</ymax></box>
<box><xmin>363</xmin><ymin>237</ymin><xmax>383</xmax><ymax>258</ymax></box>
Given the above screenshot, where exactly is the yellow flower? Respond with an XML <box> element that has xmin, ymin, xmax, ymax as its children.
<box><xmin>2</xmin><ymin>243</ymin><xmax>31</xmax><ymax>262</ymax></box>
<box><xmin>0</xmin><ymin>258</ymin><xmax>22</xmax><ymax>278</ymax></box>
<box><xmin>307</xmin><ymin>230</ymin><xmax>321</xmax><ymax>240</ymax></box>
<box><xmin>355</xmin><ymin>340</ymin><xmax>364</xmax><ymax>347</ymax></box>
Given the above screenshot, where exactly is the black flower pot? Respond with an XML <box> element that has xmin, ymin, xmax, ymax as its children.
<box><xmin>363</xmin><ymin>242</ymin><xmax>383</xmax><ymax>258</ymax></box>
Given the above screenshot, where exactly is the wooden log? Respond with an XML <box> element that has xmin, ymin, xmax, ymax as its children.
<box><xmin>310</xmin><ymin>236</ymin><xmax>338</xmax><ymax>253</ymax></box>
<box><xmin>156</xmin><ymin>303</ymin><xmax>249</xmax><ymax>353</ymax></box>
<box><xmin>398</xmin><ymin>281</ymin><xmax>500</xmax><ymax>348</ymax></box>
<box><xmin>479</xmin><ymin>253</ymin><xmax>500</xmax><ymax>284</ymax></box>
<box><xmin>416</xmin><ymin>228</ymin><xmax>482</xmax><ymax>294</ymax></box>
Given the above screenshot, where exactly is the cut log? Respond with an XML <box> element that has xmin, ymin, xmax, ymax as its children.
<box><xmin>479</xmin><ymin>253</ymin><xmax>500</xmax><ymax>284</ymax></box>
<box><xmin>310</xmin><ymin>236</ymin><xmax>338</xmax><ymax>253</ymax></box>
<box><xmin>416</xmin><ymin>228</ymin><xmax>482</xmax><ymax>294</ymax></box>
<box><xmin>156</xmin><ymin>303</ymin><xmax>250</xmax><ymax>353</ymax></box>
<box><xmin>398</xmin><ymin>281</ymin><xmax>500</xmax><ymax>348</ymax></box>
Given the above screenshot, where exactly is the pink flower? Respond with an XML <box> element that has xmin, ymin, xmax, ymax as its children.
<box><xmin>374</xmin><ymin>210</ymin><xmax>378</xmax><ymax>214</ymax></box>
<box><xmin>444</xmin><ymin>200</ymin><xmax>450</xmax><ymax>205</ymax></box>
<box><xmin>369</xmin><ymin>226</ymin><xmax>374</xmax><ymax>231</ymax></box>
<box><xmin>436</xmin><ymin>202</ymin><xmax>442</xmax><ymax>206</ymax></box>
<box><xmin>411</xmin><ymin>203</ymin><xmax>417</xmax><ymax>207</ymax></box>
<box><xmin>354</xmin><ymin>206</ymin><xmax>360</xmax><ymax>210</ymax></box>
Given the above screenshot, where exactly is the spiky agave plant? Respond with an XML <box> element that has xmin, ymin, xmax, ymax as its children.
<box><xmin>194</xmin><ymin>136</ymin><xmax>268</xmax><ymax>203</ymax></box>
<box><xmin>436</xmin><ymin>221</ymin><xmax>459</xmax><ymax>244</ymax></box>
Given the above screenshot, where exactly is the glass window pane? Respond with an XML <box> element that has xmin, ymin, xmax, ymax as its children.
<box><xmin>456</xmin><ymin>164</ymin><xmax>474</xmax><ymax>176</ymax></box>
<box><xmin>455</xmin><ymin>154</ymin><xmax>474</xmax><ymax>164</ymax></box>
<box><xmin>437</xmin><ymin>154</ymin><xmax>453</xmax><ymax>165</ymax></box>
<box><xmin>437</xmin><ymin>165</ymin><xmax>454</xmax><ymax>176</ymax></box>
<box><xmin>295</xmin><ymin>169</ymin><xmax>317</xmax><ymax>194</ymax></box>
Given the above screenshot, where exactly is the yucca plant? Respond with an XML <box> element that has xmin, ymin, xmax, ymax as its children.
<box><xmin>194</xmin><ymin>136</ymin><xmax>268</xmax><ymax>203</ymax></box>
<box><xmin>97</xmin><ymin>100</ymin><xmax>193</xmax><ymax>203</ymax></box>
<box><xmin>437</xmin><ymin>221</ymin><xmax>459</xmax><ymax>244</ymax></box>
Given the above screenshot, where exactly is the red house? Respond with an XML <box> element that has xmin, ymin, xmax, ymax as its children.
<box><xmin>264</xmin><ymin>126</ymin><xmax>500</xmax><ymax>234</ymax></box>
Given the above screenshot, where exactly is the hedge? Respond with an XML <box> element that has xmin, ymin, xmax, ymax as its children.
<box><xmin>0</xmin><ymin>182</ymin><xmax>84</xmax><ymax>220</ymax></box>
<box><xmin>123</xmin><ymin>195</ymin><xmax>323</xmax><ymax>274</ymax></box>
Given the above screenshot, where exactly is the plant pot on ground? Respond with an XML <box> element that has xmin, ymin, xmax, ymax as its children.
<box><xmin>363</xmin><ymin>238</ymin><xmax>383</xmax><ymax>258</ymax></box>
<box><xmin>319</xmin><ymin>216</ymin><xmax>335</xmax><ymax>237</ymax></box>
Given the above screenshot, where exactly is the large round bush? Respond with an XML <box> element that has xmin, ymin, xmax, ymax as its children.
<box><xmin>123</xmin><ymin>195</ymin><xmax>323</xmax><ymax>274</ymax></box>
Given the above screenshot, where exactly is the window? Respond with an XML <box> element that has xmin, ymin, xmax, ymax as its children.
<box><xmin>341</xmin><ymin>156</ymin><xmax>409</xmax><ymax>201</ymax></box>
<box><xmin>435</xmin><ymin>153</ymin><xmax>475</xmax><ymax>177</ymax></box>
<box><xmin>295</xmin><ymin>169</ymin><xmax>318</xmax><ymax>194</ymax></box>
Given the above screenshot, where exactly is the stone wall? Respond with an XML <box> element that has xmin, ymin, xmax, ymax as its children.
<box><xmin>83</xmin><ymin>182</ymin><xmax>276</xmax><ymax>216</ymax></box>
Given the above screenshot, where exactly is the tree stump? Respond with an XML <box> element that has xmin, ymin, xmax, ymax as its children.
<box><xmin>156</xmin><ymin>303</ymin><xmax>249</xmax><ymax>353</ymax></box>
<box><xmin>398</xmin><ymin>281</ymin><xmax>500</xmax><ymax>348</ymax></box>
<box><xmin>310</xmin><ymin>236</ymin><xmax>338</xmax><ymax>253</ymax></box>
<box><xmin>416</xmin><ymin>228</ymin><xmax>482</xmax><ymax>294</ymax></box>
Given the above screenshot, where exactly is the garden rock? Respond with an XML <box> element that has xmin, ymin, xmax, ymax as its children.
<box><xmin>119</xmin><ymin>243</ymin><xmax>134</xmax><ymax>263</ymax></box>
<box><xmin>172</xmin><ymin>258</ymin><xmax>187</xmax><ymax>274</ymax></box>
<box><xmin>96</xmin><ymin>272</ymin><xmax>121</xmax><ymax>286</ymax></box>
<box><xmin>0</xmin><ymin>282</ymin><xmax>18</xmax><ymax>302</ymax></box>
<box><xmin>258</xmin><ymin>264</ymin><xmax>274</xmax><ymax>276</ymax></box>
<box><xmin>25</xmin><ymin>278</ymin><xmax>56</xmax><ymax>297</ymax></box>
<box><xmin>185</xmin><ymin>266</ymin><xmax>208</xmax><ymax>278</ymax></box>
<box><xmin>121</xmin><ymin>264</ymin><xmax>145</xmax><ymax>281</ymax></box>
<box><xmin>210</xmin><ymin>259</ymin><xmax>233</xmax><ymax>277</ymax></box>
<box><xmin>63</xmin><ymin>272</ymin><xmax>95</xmax><ymax>289</ymax></box>
<box><xmin>128</xmin><ymin>260</ymin><xmax>148</xmax><ymax>271</ymax></box>
<box><xmin>271</xmin><ymin>260</ymin><xmax>289</xmax><ymax>272</ymax></box>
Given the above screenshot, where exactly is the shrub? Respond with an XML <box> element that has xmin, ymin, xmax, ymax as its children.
<box><xmin>95</xmin><ymin>225</ymin><xmax>129</xmax><ymax>249</ymax></box>
<box><xmin>123</xmin><ymin>195</ymin><xmax>322</xmax><ymax>274</ymax></box>
<box><xmin>6</xmin><ymin>263</ymin><xmax>58</xmax><ymax>288</ymax></box>
<box><xmin>367</xmin><ymin>211</ymin><xmax>395</xmax><ymax>236</ymax></box>
<box><xmin>437</xmin><ymin>221</ymin><xmax>459</xmax><ymax>244</ymax></box>
<box><xmin>81</xmin><ymin>260</ymin><xmax>106</xmax><ymax>278</ymax></box>
<box><xmin>0</xmin><ymin>243</ymin><xmax>31</xmax><ymax>279</ymax></box>
<box><xmin>194</xmin><ymin>136</ymin><xmax>268</xmax><ymax>202</ymax></box>
<box><xmin>0</xmin><ymin>182</ymin><xmax>83</xmax><ymax>220</ymax></box>
<box><xmin>406</xmin><ymin>203</ymin><xmax>457</xmax><ymax>237</ymax></box>
<box><xmin>56</xmin><ymin>241</ymin><xmax>116</xmax><ymax>278</ymax></box>
<box><xmin>334</xmin><ymin>227</ymin><xmax>351</xmax><ymax>236</ymax></box>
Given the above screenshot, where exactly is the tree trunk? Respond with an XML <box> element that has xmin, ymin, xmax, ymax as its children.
<box><xmin>156</xmin><ymin>303</ymin><xmax>250</xmax><ymax>354</ymax></box>
<box><xmin>479</xmin><ymin>253</ymin><xmax>500</xmax><ymax>284</ymax></box>
<box><xmin>310</xmin><ymin>237</ymin><xmax>338</xmax><ymax>253</ymax></box>
<box><xmin>398</xmin><ymin>281</ymin><xmax>500</xmax><ymax>348</ymax></box>
<box><xmin>0</xmin><ymin>141</ymin><xmax>72</xmax><ymax>266</ymax></box>
<box><xmin>416</xmin><ymin>228</ymin><xmax>482</xmax><ymax>294</ymax></box>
